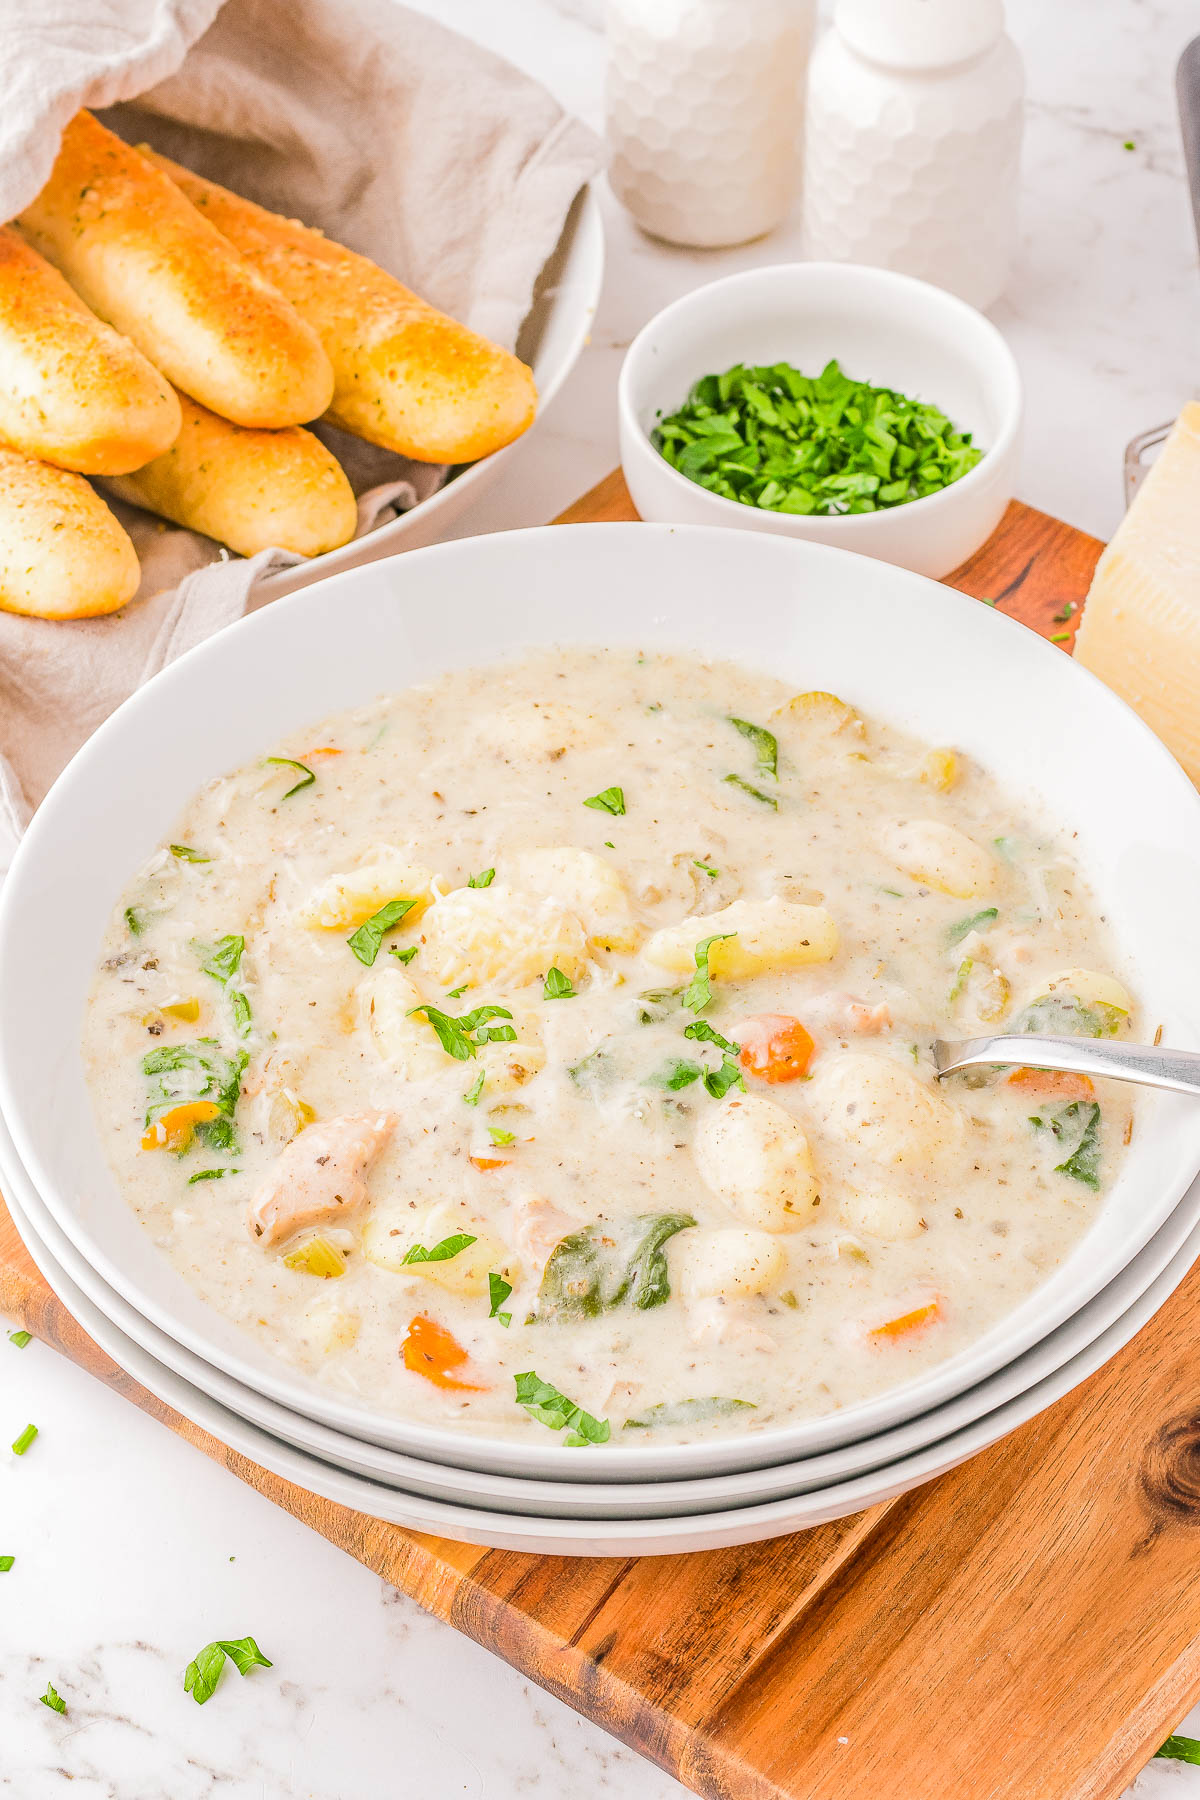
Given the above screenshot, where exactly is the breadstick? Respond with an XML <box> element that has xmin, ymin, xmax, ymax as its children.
<box><xmin>0</xmin><ymin>226</ymin><xmax>179</xmax><ymax>475</ymax></box>
<box><xmin>143</xmin><ymin>149</ymin><xmax>537</xmax><ymax>464</ymax></box>
<box><xmin>101</xmin><ymin>391</ymin><xmax>358</xmax><ymax>559</ymax></box>
<box><xmin>20</xmin><ymin>113</ymin><xmax>334</xmax><ymax>430</ymax></box>
<box><xmin>0</xmin><ymin>447</ymin><xmax>139</xmax><ymax>619</ymax></box>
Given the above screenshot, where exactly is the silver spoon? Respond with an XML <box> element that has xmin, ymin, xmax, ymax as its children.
<box><xmin>933</xmin><ymin>1034</ymin><xmax>1200</xmax><ymax>1098</ymax></box>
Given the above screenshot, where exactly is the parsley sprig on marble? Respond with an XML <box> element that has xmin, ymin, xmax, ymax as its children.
<box><xmin>653</xmin><ymin>359</ymin><xmax>983</xmax><ymax>516</ymax></box>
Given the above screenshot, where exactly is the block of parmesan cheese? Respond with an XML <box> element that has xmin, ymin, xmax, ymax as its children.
<box><xmin>1075</xmin><ymin>402</ymin><xmax>1200</xmax><ymax>785</ymax></box>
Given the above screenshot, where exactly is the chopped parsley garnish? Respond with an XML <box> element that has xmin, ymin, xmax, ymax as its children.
<box><xmin>39</xmin><ymin>1683</ymin><xmax>66</xmax><ymax>1714</ymax></box>
<box><xmin>488</xmin><ymin>1272</ymin><xmax>513</xmax><ymax>1325</ymax></box>
<box><xmin>1157</xmin><ymin>1736</ymin><xmax>1200</xmax><ymax>1765</ymax></box>
<box><xmin>1053</xmin><ymin>600</ymin><xmax>1077</xmax><ymax>623</ymax></box>
<box><xmin>192</xmin><ymin>934</ymin><xmax>251</xmax><ymax>1038</ymax></box>
<box><xmin>170</xmin><ymin>844</ymin><xmax>211</xmax><ymax>862</ymax></box>
<box><xmin>1030</xmin><ymin>1100</ymin><xmax>1102</xmax><ymax>1188</ymax></box>
<box><xmin>467</xmin><ymin>868</ymin><xmax>495</xmax><ymax>888</ymax></box>
<box><xmin>487</xmin><ymin>1126</ymin><xmax>516</xmax><ymax>1147</ymax></box>
<box><xmin>401</xmin><ymin>1233</ymin><xmax>477</xmax><ymax>1266</ymax></box>
<box><xmin>347</xmin><ymin>898</ymin><xmax>417</xmax><ymax>967</ymax></box>
<box><xmin>183</xmin><ymin>1636</ymin><xmax>273</xmax><ymax>1705</ymax></box>
<box><xmin>683</xmin><ymin>1019</ymin><xmax>740</xmax><ymax>1055</ymax></box>
<box><xmin>652</xmin><ymin>358</ymin><xmax>983</xmax><ymax>515</ymax></box>
<box><xmin>408</xmin><ymin>1002</ymin><xmax>516</xmax><ymax>1061</ymax></box>
<box><xmin>583</xmin><ymin>786</ymin><xmax>626</xmax><ymax>816</ymax></box>
<box><xmin>694</xmin><ymin>860</ymin><xmax>720</xmax><ymax>878</ymax></box>
<box><xmin>264</xmin><ymin>756</ymin><xmax>315</xmax><ymax>799</ymax></box>
<box><xmin>187</xmin><ymin>1167</ymin><xmax>239</xmax><ymax>1183</ymax></box>
<box><xmin>8</xmin><ymin>1330</ymin><xmax>31</xmax><ymax>1349</ymax></box>
<box><xmin>684</xmin><ymin>933</ymin><xmax>734</xmax><ymax>1013</ymax></box>
<box><xmin>463</xmin><ymin>1071</ymin><xmax>486</xmax><ymax>1106</ymax></box>
<box><xmin>12</xmin><ymin>1423</ymin><xmax>37</xmax><ymax>1456</ymax></box>
<box><xmin>543</xmin><ymin>965</ymin><xmax>576</xmax><ymax>1000</ymax></box>
<box><xmin>514</xmin><ymin>1373</ymin><xmax>610</xmax><ymax>1446</ymax></box>
<box><xmin>723</xmin><ymin>773</ymin><xmax>778</xmax><ymax>809</ymax></box>
<box><xmin>0</xmin><ymin>1555</ymin><xmax>13</xmax><ymax>1571</ymax></box>
<box><xmin>1050</xmin><ymin>631</ymin><xmax>1070</xmax><ymax>644</ymax></box>
<box><xmin>389</xmin><ymin>945</ymin><xmax>419</xmax><ymax>965</ymax></box>
<box><xmin>728</xmin><ymin>716</ymin><xmax>778</xmax><ymax>781</ymax></box>
<box><xmin>945</xmin><ymin>907</ymin><xmax>998</xmax><ymax>946</ymax></box>
<box><xmin>703</xmin><ymin>1057</ymin><xmax>745</xmax><ymax>1099</ymax></box>
<box><xmin>647</xmin><ymin>1057</ymin><xmax>703</xmax><ymax>1091</ymax></box>
<box><xmin>446</xmin><ymin>984</ymin><xmax>468</xmax><ymax>1000</ymax></box>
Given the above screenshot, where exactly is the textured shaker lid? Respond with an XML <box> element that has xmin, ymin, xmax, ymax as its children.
<box><xmin>833</xmin><ymin>0</ymin><xmax>1005</xmax><ymax>70</ymax></box>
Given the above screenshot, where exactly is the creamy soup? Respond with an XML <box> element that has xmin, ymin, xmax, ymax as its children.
<box><xmin>83</xmin><ymin>647</ymin><xmax>1137</xmax><ymax>1447</ymax></box>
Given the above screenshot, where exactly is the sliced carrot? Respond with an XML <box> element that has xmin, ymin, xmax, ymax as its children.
<box><xmin>737</xmin><ymin>1014</ymin><xmax>816</xmax><ymax>1084</ymax></box>
<box><xmin>401</xmin><ymin>1314</ymin><xmax>486</xmax><ymax>1391</ymax></box>
<box><xmin>1006</xmin><ymin>1067</ymin><xmax>1096</xmax><ymax>1101</ymax></box>
<box><xmin>141</xmin><ymin>1100</ymin><xmax>221</xmax><ymax>1152</ymax></box>
<box><xmin>469</xmin><ymin>1156</ymin><xmax>510</xmax><ymax>1173</ymax></box>
<box><xmin>301</xmin><ymin>745</ymin><xmax>344</xmax><ymax>758</ymax></box>
<box><xmin>869</xmin><ymin>1298</ymin><xmax>942</xmax><ymax>1341</ymax></box>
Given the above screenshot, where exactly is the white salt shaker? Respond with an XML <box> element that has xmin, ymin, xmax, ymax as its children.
<box><xmin>802</xmin><ymin>0</ymin><xmax>1024</xmax><ymax>310</ymax></box>
<box><xmin>606</xmin><ymin>0</ymin><xmax>815</xmax><ymax>249</ymax></box>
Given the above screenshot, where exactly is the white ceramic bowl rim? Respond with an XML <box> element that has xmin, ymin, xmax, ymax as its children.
<box><xmin>2</xmin><ymin>522</ymin><xmax>1200</xmax><ymax>1483</ymax></box>
<box><xmin>617</xmin><ymin>260</ymin><xmax>1022</xmax><ymax>528</ymax></box>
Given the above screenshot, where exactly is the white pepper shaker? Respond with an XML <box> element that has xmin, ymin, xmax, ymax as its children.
<box><xmin>606</xmin><ymin>0</ymin><xmax>815</xmax><ymax>249</ymax></box>
<box><xmin>802</xmin><ymin>0</ymin><xmax>1024</xmax><ymax>310</ymax></box>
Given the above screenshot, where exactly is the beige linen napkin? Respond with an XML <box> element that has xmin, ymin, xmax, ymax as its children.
<box><xmin>0</xmin><ymin>0</ymin><xmax>602</xmax><ymax>848</ymax></box>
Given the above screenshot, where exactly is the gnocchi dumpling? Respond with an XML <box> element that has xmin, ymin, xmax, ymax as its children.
<box><xmin>419</xmin><ymin>882</ymin><xmax>589</xmax><ymax>989</ymax></box>
<box><xmin>361</xmin><ymin>1203</ymin><xmax>506</xmax><ymax>1295</ymax></box>
<box><xmin>693</xmin><ymin>1093</ymin><xmax>821</xmax><ymax>1230</ymax></box>
<box><xmin>1036</xmin><ymin>967</ymin><xmax>1132</xmax><ymax>1016</ymax></box>
<box><xmin>840</xmin><ymin>1187</ymin><xmax>924</xmax><ymax>1241</ymax></box>
<box><xmin>643</xmin><ymin>897</ymin><xmax>838</xmax><ymax>980</ymax></box>
<box><xmin>809</xmin><ymin>1052</ymin><xmax>958</xmax><ymax>1172</ymax></box>
<box><xmin>510</xmin><ymin>848</ymin><xmax>641</xmax><ymax>952</ymax></box>
<box><xmin>474</xmin><ymin>701</ymin><xmax>600</xmax><ymax>760</ymax></box>
<box><xmin>880</xmin><ymin>819</ymin><xmax>995</xmax><ymax>898</ymax></box>
<box><xmin>296</xmin><ymin>849</ymin><xmax>436</xmax><ymax>930</ymax></box>
<box><xmin>357</xmin><ymin>965</ymin><xmax>450</xmax><ymax>1080</ymax></box>
<box><xmin>676</xmin><ymin>1227</ymin><xmax>786</xmax><ymax>1299</ymax></box>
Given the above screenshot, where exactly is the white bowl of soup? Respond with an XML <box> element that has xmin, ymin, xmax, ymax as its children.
<box><xmin>1</xmin><ymin>523</ymin><xmax>1199</xmax><ymax>1485</ymax></box>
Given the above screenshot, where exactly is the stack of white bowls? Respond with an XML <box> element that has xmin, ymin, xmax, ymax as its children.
<box><xmin>3</xmin><ymin>524</ymin><xmax>1200</xmax><ymax>1556</ymax></box>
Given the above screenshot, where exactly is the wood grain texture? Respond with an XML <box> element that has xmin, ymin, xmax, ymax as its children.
<box><xmin>3</xmin><ymin>475</ymin><xmax>1191</xmax><ymax>1800</ymax></box>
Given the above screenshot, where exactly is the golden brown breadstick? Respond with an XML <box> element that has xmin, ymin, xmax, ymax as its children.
<box><xmin>0</xmin><ymin>447</ymin><xmax>139</xmax><ymax>619</ymax></box>
<box><xmin>100</xmin><ymin>390</ymin><xmax>358</xmax><ymax>559</ymax></box>
<box><xmin>0</xmin><ymin>227</ymin><xmax>180</xmax><ymax>475</ymax></box>
<box><xmin>143</xmin><ymin>149</ymin><xmax>537</xmax><ymax>464</ymax></box>
<box><xmin>20</xmin><ymin>113</ymin><xmax>334</xmax><ymax>430</ymax></box>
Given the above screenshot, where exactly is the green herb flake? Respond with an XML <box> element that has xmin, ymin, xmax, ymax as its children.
<box><xmin>488</xmin><ymin>1272</ymin><xmax>513</xmax><ymax>1325</ymax></box>
<box><xmin>183</xmin><ymin>1636</ymin><xmax>273</xmax><ymax>1705</ymax></box>
<box><xmin>0</xmin><ymin>1554</ymin><xmax>13</xmax><ymax>1571</ymax></box>
<box><xmin>624</xmin><ymin>1397</ymin><xmax>756</xmax><ymax>1430</ymax></box>
<box><xmin>727</xmin><ymin>716</ymin><xmax>778</xmax><ymax>781</ymax></box>
<box><xmin>945</xmin><ymin>907</ymin><xmax>998</xmax><ymax>947</ymax></box>
<box><xmin>583</xmin><ymin>786</ymin><xmax>626</xmax><ymax>816</ymax></box>
<box><xmin>8</xmin><ymin>1330</ymin><xmax>31</xmax><ymax>1349</ymax></box>
<box><xmin>683</xmin><ymin>1019</ymin><xmax>740</xmax><ymax>1055</ymax></box>
<box><xmin>704</xmin><ymin>1057</ymin><xmax>746</xmax><ymax>1099</ymax></box>
<box><xmin>514</xmin><ymin>1373</ymin><xmax>610</xmax><ymax>1446</ymax></box>
<box><xmin>264</xmin><ymin>756</ymin><xmax>315</xmax><ymax>799</ymax></box>
<box><xmin>1157</xmin><ymin>1735</ymin><xmax>1200</xmax><ymax>1765</ymax></box>
<box><xmin>646</xmin><ymin>1057</ymin><xmax>703</xmax><ymax>1091</ymax></box>
<box><xmin>39</xmin><ymin>1683</ymin><xmax>66</xmax><ymax>1714</ymax></box>
<box><xmin>347</xmin><ymin>898</ymin><xmax>417</xmax><ymax>967</ymax></box>
<box><xmin>694</xmin><ymin>860</ymin><xmax>720</xmax><ymax>878</ymax></box>
<box><xmin>1123</xmin><ymin>139</ymin><xmax>1136</xmax><ymax>151</ymax></box>
<box><xmin>1053</xmin><ymin>601</ymin><xmax>1077</xmax><ymax>623</ymax></box>
<box><xmin>124</xmin><ymin>905</ymin><xmax>150</xmax><ymax>937</ymax></box>
<box><xmin>723</xmin><ymin>773</ymin><xmax>778</xmax><ymax>810</ymax></box>
<box><xmin>684</xmin><ymin>933</ymin><xmax>735</xmax><ymax>1014</ymax></box>
<box><xmin>467</xmin><ymin>868</ymin><xmax>495</xmax><ymax>888</ymax></box>
<box><xmin>187</xmin><ymin>1167</ymin><xmax>239</xmax><ymax>1184</ymax></box>
<box><xmin>389</xmin><ymin>945</ymin><xmax>419</xmax><ymax>965</ymax></box>
<box><xmin>12</xmin><ymin>1424</ymin><xmax>37</xmax><ymax>1456</ymax></box>
<box><xmin>487</xmin><ymin>1126</ymin><xmax>516</xmax><ymax>1148</ymax></box>
<box><xmin>463</xmin><ymin>1071</ymin><xmax>486</xmax><ymax>1107</ymax></box>
<box><xmin>1031</xmin><ymin>1100</ymin><xmax>1103</xmax><ymax>1189</ymax></box>
<box><xmin>402</xmin><ymin>1232</ymin><xmax>477</xmax><ymax>1266</ymax></box>
<box><xmin>543</xmin><ymin>965</ymin><xmax>576</xmax><ymax>1000</ymax></box>
<box><xmin>1050</xmin><ymin>631</ymin><xmax>1071</xmax><ymax>644</ymax></box>
<box><xmin>446</xmin><ymin>984</ymin><xmax>468</xmax><ymax>1000</ymax></box>
<box><xmin>652</xmin><ymin>358</ymin><xmax>984</xmax><ymax>518</ymax></box>
<box><xmin>170</xmin><ymin>844</ymin><xmax>211</xmax><ymax>862</ymax></box>
<box><xmin>948</xmin><ymin>957</ymin><xmax>973</xmax><ymax>1004</ymax></box>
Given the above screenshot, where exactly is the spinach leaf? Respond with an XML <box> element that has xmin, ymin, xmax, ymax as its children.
<box><xmin>683</xmin><ymin>1019</ymin><xmax>740</xmax><ymax>1055</ymax></box>
<box><xmin>728</xmin><ymin>716</ymin><xmax>778</xmax><ymax>781</ymax></box>
<box><xmin>703</xmin><ymin>1057</ymin><xmax>745</xmax><ymax>1099</ymax></box>
<box><xmin>183</xmin><ymin>1636</ymin><xmax>272</xmax><ymax>1705</ymax></box>
<box><xmin>723</xmin><ymin>773</ymin><xmax>778</xmax><ymax>810</ymax></box>
<box><xmin>623</xmin><ymin>1397</ymin><xmax>756</xmax><ymax>1430</ymax></box>
<box><xmin>488</xmin><ymin>1272</ymin><xmax>513</xmax><ymax>1325</ymax></box>
<box><xmin>467</xmin><ymin>868</ymin><xmax>495</xmax><ymax>888</ymax></box>
<box><xmin>402</xmin><ymin>1233</ymin><xmax>477</xmax><ymax>1266</ymax></box>
<box><xmin>192</xmin><ymin>934</ymin><xmax>251</xmax><ymax>1037</ymax></box>
<box><xmin>1030</xmin><ymin>1100</ymin><xmax>1102</xmax><ymax>1189</ymax></box>
<box><xmin>1015</xmin><ymin>993</ymin><xmax>1124</xmax><ymax>1038</ymax></box>
<box><xmin>535</xmin><ymin>1213</ymin><xmax>696</xmax><ymax>1322</ymax></box>
<box><xmin>264</xmin><ymin>756</ymin><xmax>315</xmax><ymax>799</ymax></box>
<box><xmin>543</xmin><ymin>965</ymin><xmax>576</xmax><ymax>1000</ymax></box>
<box><xmin>645</xmin><ymin>1058</ymin><xmax>703</xmax><ymax>1091</ymax></box>
<box><xmin>514</xmin><ymin>1373</ymin><xmax>610</xmax><ymax>1446</ymax></box>
<box><xmin>945</xmin><ymin>907</ymin><xmax>998</xmax><ymax>946</ymax></box>
<box><xmin>684</xmin><ymin>933</ymin><xmax>734</xmax><ymax>1014</ymax></box>
<box><xmin>347</xmin><ymin>897</ymin><xmax>417</xmax><ymax>967</ymax></box>
<box><xmin>583</xmin><ymin>786</ymin><xmax>626</xmax><ymax>816</ymax></box>
<box><xmin>408</xmin><ymin>1002</ymin><xmax>516</xmax><ymax>1061</ymax></box>
<box><xmin>637</xmin><ymin>985</ymin><xmax>686</xmax><ymax>1024</ymax></box>
<box><xmin>142</xmin><ymin>1039</ymin><xmax>246</xmax><ymax>1151</ymax></box>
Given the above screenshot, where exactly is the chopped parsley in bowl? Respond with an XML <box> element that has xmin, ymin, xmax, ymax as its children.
<box><xmin>652</xmin><ymin>359</ymin><xmax>983</xmax><ymax>517</ymax></box>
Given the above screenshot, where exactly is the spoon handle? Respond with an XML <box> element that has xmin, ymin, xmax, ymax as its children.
<box><xmin>934</xmin><ymin>1034</ymin><xmax>1200</xmax><ymax>1097</ymax></box>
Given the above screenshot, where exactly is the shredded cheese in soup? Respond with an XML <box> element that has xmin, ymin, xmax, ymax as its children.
<box><xmin>83</xmin><ymin>648</ymin><xmax>1137</xmax><ymax>1446</ymax></box>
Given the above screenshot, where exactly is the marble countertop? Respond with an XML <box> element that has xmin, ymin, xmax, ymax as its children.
<box><xmin>4</xmin><ymin>1</ymin><xmax>1200</xmax><ymax>1796</ymax></box>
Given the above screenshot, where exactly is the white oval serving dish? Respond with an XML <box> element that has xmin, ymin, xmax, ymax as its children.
<box><xmin>618</xmin><ymin>261</ymin><xmax>1021</xmax><ymax>579</ymax></box>
<box><xmin>2</xmin><ymin>523</ymin><xmax>1199</xmax><ymax>1483</ymax></box>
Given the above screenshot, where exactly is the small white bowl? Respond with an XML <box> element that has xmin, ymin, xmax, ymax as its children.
<box><xmin>618</xmin><ymin>262</ymin><xmax>1022</xmax><ymax>580</ymax></box>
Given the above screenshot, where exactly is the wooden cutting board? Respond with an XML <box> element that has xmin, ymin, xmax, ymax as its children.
<box><xmin>3</xmin><ymin>472</ymin><xmax>1197</xmax><ymax>1800</ymax></box>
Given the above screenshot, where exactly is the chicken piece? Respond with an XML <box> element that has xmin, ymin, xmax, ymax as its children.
<box><xmin>508</xmin><ymin>1193</ymin><xmax>580</xmax><ymax>1275</ymax></box>
<box><xmin>248</xmin><ymin>1110</ymin><xmax>396</xmax><ymax>1247</ymax></box>
<box><xmin>803</xmin><ymin>992</ymin><xmax>893</xmax><ymax>1036</ymax></box>
<box><xmin>688</xmin><ymin>1299</ymin><xmax>776</xmax><ymax>1353</ymax></box>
